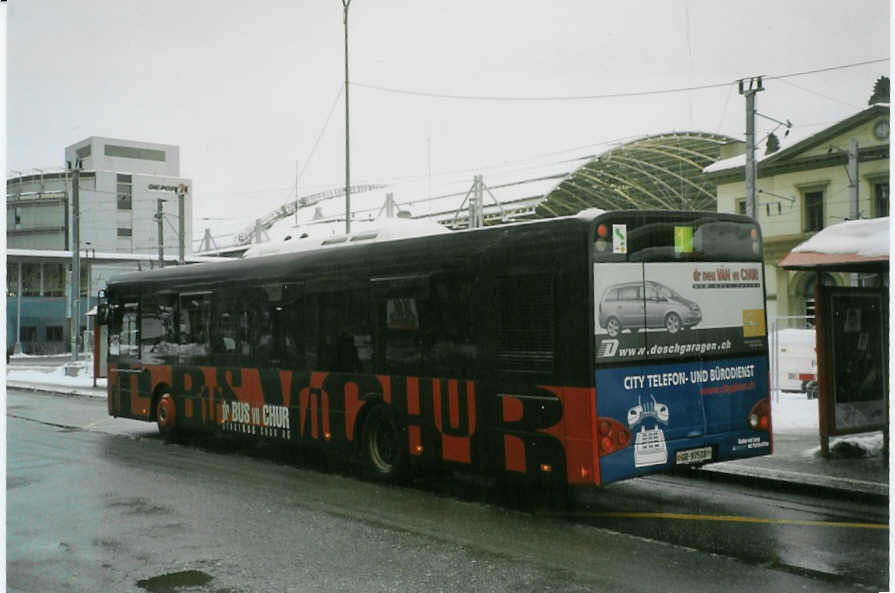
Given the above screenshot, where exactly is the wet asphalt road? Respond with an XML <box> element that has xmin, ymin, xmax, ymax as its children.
<box><xmin>7</xmin><ymin>388</ymin><xmax>889</xmax><ymax>593</ymax></box>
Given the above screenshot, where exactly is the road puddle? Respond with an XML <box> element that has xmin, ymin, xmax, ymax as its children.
<box><xmin>136</xmin><ymin>570</ymin><xmax>213</xmax><ymax>592</ymax></box>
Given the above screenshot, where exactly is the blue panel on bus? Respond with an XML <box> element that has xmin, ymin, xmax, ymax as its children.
<box><xmin>595</xmin><ymin>356</ymin><xmax>769</xmax><ymax>484</ymax></box>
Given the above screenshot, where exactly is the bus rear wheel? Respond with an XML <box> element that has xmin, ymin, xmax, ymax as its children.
<box><xmin>156</xmin><ymin>393</ymin><xmax>177</xmax><ymax>434</ymax></box>
<box><xmin>361</xmin><ymin>405</ymin><xmax>407</xmax><ymax>481</ymax></box>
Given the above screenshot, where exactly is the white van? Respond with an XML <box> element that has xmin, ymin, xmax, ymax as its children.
<box><xmin>772</xmin><ymin>328</ymin><xmax>817</xmax><ymax>393</ymax></box>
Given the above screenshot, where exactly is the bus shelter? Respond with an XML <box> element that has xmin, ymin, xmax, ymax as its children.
<box><xmin>778</xmin><ymin>218</ymin><xmax>889</xmax><ymax>456</ymax></box>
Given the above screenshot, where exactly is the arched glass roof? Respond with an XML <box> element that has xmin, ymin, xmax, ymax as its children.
<box><xmin>535</xmin><ymin>132</ymin><xmax>739</xmax><ymax>218</ymax></box>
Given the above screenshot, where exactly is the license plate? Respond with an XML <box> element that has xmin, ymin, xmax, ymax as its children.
<box><xmin>675</xmin><ymin>446</ymin><xmax>712</xmax><ymax>465</ymax></box>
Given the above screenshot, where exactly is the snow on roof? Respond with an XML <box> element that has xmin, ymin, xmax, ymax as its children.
<box><xmin>703</xmin><ymin>104</ymin><xmax>889</xmax><ymax>175</ymax></box>
<box><xmin>703</xmin><ymin>123</ymin><xmax>822</xmax><ymax>174</ymax></box>
<box><xmin>235</xmin><ymin>156</ymin><xmax>582</xmax><ymax>246</ymax></box>
<box><xmin>242</xmin><ymin>215</ymin><xmax>451</xmax><ymax>258</ymax></box>
<box><xmin>792</xmin><ymin>217</ymin><xmax>889</xmax><ymax>257</ymax></box>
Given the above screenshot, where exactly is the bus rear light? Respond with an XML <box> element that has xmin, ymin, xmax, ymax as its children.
<box><xmin>748</xmin><ymin>398</ymin><xmax>771</xmax><ymax>432</ymax></box>
<box><xmin>597</xmin><ymin>224</ymin><xmax>608</xmax><ymax>238</ymax></box>
<box><xmin>540</xmin><ymin>464</ymin><xmax>552</xmax><ymax>473</ymax></box>
<box><xmin>580</xmin><ymin>466</ymin><xmax>590</xmax><ymax>478</ymax></box>
<box><xmin>597</xmin><ymin>417</ymin><xmax>631</xmax><ymax>456</ymax></box>
<box><xmin>415</xmin><ymin>445</ymin><xmax>424</xmax><ymax>453</ymax></box>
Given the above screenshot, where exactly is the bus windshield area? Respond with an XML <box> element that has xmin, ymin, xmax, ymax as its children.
<box><xmin>593</xmin><ymin>213</ymin><xmax>762</xmax><ymax>263</ymax></box>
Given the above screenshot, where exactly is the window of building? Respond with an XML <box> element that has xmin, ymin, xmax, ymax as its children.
<box><xmin>105</xmin><ymin>144</ymin><xmax>166</xmax><ymax>162</ymax></box>
<box><xmin>21</xmin><ymin>326</ymin><xmax>37</xmax><ymax>344</ymax></box>
<box><xmin>874</xmin><ymin>181</ymin><xmax>889</xmax><ymax>217</ymax></box>
<box><xmin>43</xmin><ymin>263</ymin><xmax>64</xmax><ymax>297</ymax></box>
<box><xmin>735</xmin><ymin>199</ymin><xmax>747</xmax><ymax>216</ymax></box>
<box><xmin>117</xmin><ymin>227</ymin><xmax>132</xmax><ymax>237</ymax></box>
<box><xmin>117</xmin><ymin>173</ymin><xmax>132</xmax><ymax>210</ymax></box>
<box><xmin>45</xmin><ymin>326</ymin><xmax>63</xmax><ymax>342</ymax></box>
<box><xmin>75</xmin><ymin>144</ymin><xmax>91</xmax><ymax>160</ymax></box>
<box><xmin>7</xmin><ymin>263</ymin><xmax>17</xmax><ymax>297</ymax></box>
<box><xmin>22</xmin><ymin>263</ymin><xmax>41</xmax><ymax>296</ymax></box>
<box><xmin>803</xmin><ymin>191</ymin><xmax>824</xmax><ymax>232</ymax></box>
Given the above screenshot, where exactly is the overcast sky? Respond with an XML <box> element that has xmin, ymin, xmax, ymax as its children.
<box><xmin>6</xmin><ymin>0</ymin><xmax>890</xmax><ymax>242</ymax></box>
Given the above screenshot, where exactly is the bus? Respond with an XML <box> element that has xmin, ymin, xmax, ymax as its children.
<box><xmin>99</xmin><ymin>209</ymin><xmax>771</xmax><ymax>487</ymax></box>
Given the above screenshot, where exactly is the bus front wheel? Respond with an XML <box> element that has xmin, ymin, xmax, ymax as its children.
<box><xmin>156</xmin><ymin>393</ymin><xmax>177</xmax><ymax>434</ymax></box>
<box><xmin>361</xmin><ymin>405</ymin><xmax>407</xmax><ymax>481</ymax></box>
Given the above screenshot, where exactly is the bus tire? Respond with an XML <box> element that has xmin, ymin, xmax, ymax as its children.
<box><xmin>156</xmin><ymin>393</ymin><xmax>177</xmax><ymax>434</ymax></box>
<box><xmin>664</xmin><ymin>312</ymin><xmax>681</xmax><ymax>334</ymax></box>
<box><xmin>606</xmin><ymin>317</ymin><xmax>621</xmax><ymax>338</ymax></box>
<box><xmin>360</xmin><ymin>404</ymin><xmax>407</xmax><ymax>481</ymax></box>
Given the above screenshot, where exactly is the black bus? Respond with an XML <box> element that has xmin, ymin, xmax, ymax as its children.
<box><xmin>101</xmin><ymin>210</ymin><xmax>771</xmax><ymax>486</ymax></box>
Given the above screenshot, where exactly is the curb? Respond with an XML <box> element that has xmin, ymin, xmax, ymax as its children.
<box><xmin>694</xmin><ymin>463</ymin><xmax>888</xmax><ymax>505</ymax></box>
<box><xmin>7</xmin><ymin>381</ymin><xmax>107</xmax><ymax>400</ymax></box>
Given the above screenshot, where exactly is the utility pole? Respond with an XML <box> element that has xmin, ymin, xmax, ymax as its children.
<box><xmin>469</xmin><ymin>175</ymin><xmax>484</xmax><ymax>229</ymax></box>
<box><xmin>177</xmin><ymin>184</ymin><xmax>186</xmax><ymax>264</ymax></box>
<box><xmin>342</xmin><ymin>0</ymin><xmax>353</xmax><ymax>234</ymax></box>
<box><xmin>848</xmin><ymin>137</ymin><xmax>860</xmax><ymax>220</ymax></box>
<box><xmin>739</xmin><ymin>76</ymin><xmax>764</xmax><ymax>220</ymax></box>
<box><xmin>156</xmin><ymin>199</ymin><xmax>165</xmax><ymax>267</ymax></box>
<box><xmin>70</xmin><ymin>166</ymin><xmax>81</xmax><ymax>361</ymax></box>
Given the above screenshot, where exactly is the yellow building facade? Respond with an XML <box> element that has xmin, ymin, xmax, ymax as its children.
<box><xmin>705</xmin><ymin>104</ymin><xmax>889</xmax><ymax>322</ymax></box>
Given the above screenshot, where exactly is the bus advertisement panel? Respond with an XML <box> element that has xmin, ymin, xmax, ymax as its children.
<box><xmin>595</xmin><ymin>262</ymin><xmax>766</xmax><ymax>362</ymax></box>
<box><xmin>595</xmin><ymin>356</ymin><xmax>769</xmax><ymax>482</ymax></box>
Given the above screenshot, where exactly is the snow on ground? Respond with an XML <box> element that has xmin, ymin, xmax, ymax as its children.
<box><xmin>802</xmin><ymin>432</ymin><xmax>885</xmax><ymax>459</ymax></box>
<box><xmin>7</xmin><ymin>357</ymin><xmax>107</xmax><ymax>390</ymax></box>
<box><xmin>771</xmin><ymin>390</ymin><xmax>818</xmax><ymax>432</ymax></box>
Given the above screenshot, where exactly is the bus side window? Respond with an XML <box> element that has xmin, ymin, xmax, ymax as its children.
<box><xmin>429</xmin><ymin>274</ymin><xmax>478</xmax><ymax>377</ymax></box>
<box><xmin>116</xmin><ymin>302</ymin><xmax>139</xmax><ymax>359</ymax></box>
<box><xmin>495</xmin><ymin>274</ymin><xmax>555</xmax><ymax>374</ymax></box>
<box><xmin>140</xmin><ymin>294</ymin><xmax>176</xmax><ymax>363</ymax></box>
<box><xmin>318</xmin><ymin>290</ymin><xmax>371</xmax><ymax>373</ymax></box>
<box><xmin>179</xmin><ymin>292</ymin><xmax>212</xmax><ymax>363</ymax></box>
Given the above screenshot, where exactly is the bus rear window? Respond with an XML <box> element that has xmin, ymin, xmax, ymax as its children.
<box><xmin>594</xmin><ymin>214</ymin><xmax>762</xmax><ymax>262</ymax></box>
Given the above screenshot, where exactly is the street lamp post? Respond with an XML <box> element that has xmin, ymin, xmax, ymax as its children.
<box><xmin>342</xmin><ymin>0</ymin><xmax>352</xmax><ymax>234</ymax></box>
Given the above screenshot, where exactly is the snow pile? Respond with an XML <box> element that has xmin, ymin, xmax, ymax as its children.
<box><xmin>802</xmin><ymin>432</ymin><xmax>885</xmax><ymax>459</ymax></box>
<box><xmin>7</xmin><ymin>361</ymin><xmax>107</xmax><ymax>389</ymax></box>
<box><xmin>771</xmin><ymin>391</ymin><xmax>818</xmax><ymax>432</ymax></box>
<box><xmin>791</xmin><ymin>217</ymin><xmax>889</xmax><ymax>257</ymax></box>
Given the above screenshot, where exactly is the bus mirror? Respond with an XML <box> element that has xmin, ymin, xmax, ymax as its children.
<box><xmin>97</xmin><ymin>303</ymin><xmax>110</xmax><ymax>325</ymax></box>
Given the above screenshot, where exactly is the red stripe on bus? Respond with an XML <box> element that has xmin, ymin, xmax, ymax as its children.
<box><xmin>442</xmin><ymin>434</ymin><xmax>471</xmax><ymax>464</ymax></box>
<box><xmin>448</xmin><ymin>380</ymin><xmax>460</xmax><ymax>430</ymax></box>
<box><xmin>504</xmin><ymin>434</ymin><xmax>526</xmax><ymax>473</ymax></box>
<box><xmin>501</xmin><ymin>396</ymin><xmax>524</xmax><ymax>422</ymax></box>
<box><xmin>407</xmin><ymin>377</ymin><xmax>420</xmax><ymax>416</ymax></box>
<box><xmin>409</xmin><ymin>425</ymin><xmax>422</xmax><ymax>456</ymax></box>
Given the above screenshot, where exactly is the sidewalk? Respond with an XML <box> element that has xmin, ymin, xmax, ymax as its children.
<box><xmin>5</xmin><ymin>358</ymin><xmax>889</xmax><ymax>501</ymax></box>
<box><xmin>700</xmin><ymin>430</ymin><xmax>888</xmax><ymax>502</ymax></box>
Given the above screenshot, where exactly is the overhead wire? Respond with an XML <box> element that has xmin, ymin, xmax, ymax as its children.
<box><xmin>350</xmin><ymin>58</ymin><xmax>889</xmax><ymax>102</ymax></box>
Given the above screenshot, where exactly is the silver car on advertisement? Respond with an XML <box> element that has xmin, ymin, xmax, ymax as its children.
<box><xmin>599</xmin><ymin>281</ymin><xmax>702</xmax><ymax>337</ymax></box>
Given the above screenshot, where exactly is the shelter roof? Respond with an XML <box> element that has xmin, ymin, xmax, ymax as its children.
<box><xmin>779</xmin><ymin>217</ymin><xmax>890</xmax><ymax>272</ymax></box>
